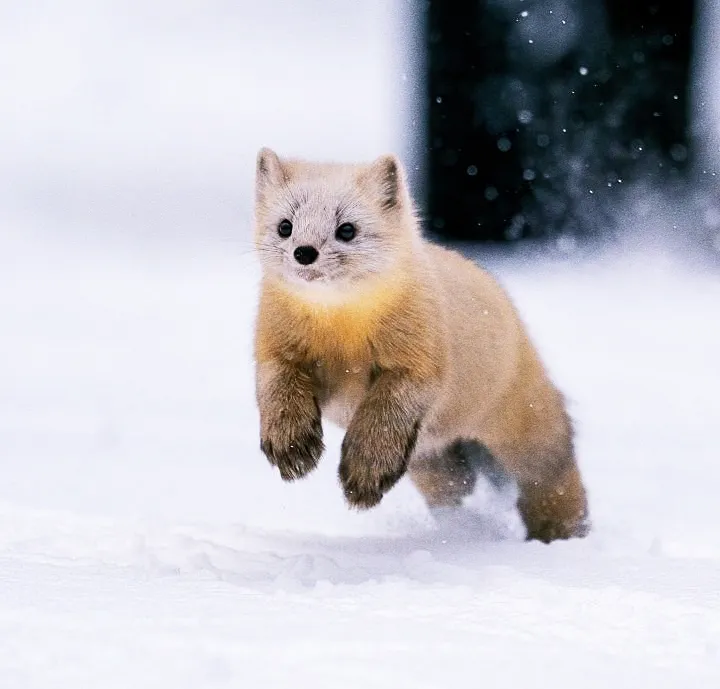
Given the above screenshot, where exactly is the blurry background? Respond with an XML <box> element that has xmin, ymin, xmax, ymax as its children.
<box><xmin>428</xmin><ymin>0</ymin><xmax>698</xmax><ymax>242</ymax></box>
<box><xmin>2</xmin><ymin>0</ymin><xmax>720</xmax><ymax>256</ymax></box>
<box><xmin>0</xmin><ymin>0</ymin><xmax>412</xmax><ymax>246</ymax></box>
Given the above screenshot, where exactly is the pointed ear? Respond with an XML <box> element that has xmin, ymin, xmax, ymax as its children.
<box><xmin>362</xmin><ymin>154</ymin><xmax>406</xmax><ymax>212</ymax></box>
<box><xmin>256</xmin><ymin>147</ymin><xmax>287</xmax><ymax>195</ymax></box>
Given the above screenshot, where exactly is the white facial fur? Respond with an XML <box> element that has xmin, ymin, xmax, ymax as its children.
<box><xmin>254</xmin><ymin>148</ymin><xmax>414</xmax><ymax>301</ymax></box>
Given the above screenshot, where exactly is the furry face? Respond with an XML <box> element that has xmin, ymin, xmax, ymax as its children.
<box><xmin>254</xmin><ymin>148</ymin><xmax>414</xmax><ymax>301</ymax></box>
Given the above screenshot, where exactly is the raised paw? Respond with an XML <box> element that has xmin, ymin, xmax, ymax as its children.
<box><xmin>260</xmin><ymin>403</ymin><xmax>324</xmax><ymax>481</ymax></box>
<box><xmin>338</xmin><ymin>420</ymin><xmax>419</xmax><ymax>509</ymax></box>
<box><xmin>338</xmin><ymin>453</ymin><xmax>407</xmax><ymax>508</ymax></box>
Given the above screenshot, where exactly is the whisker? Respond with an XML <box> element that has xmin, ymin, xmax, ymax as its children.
<box><xmin>255</xmin><ymin>246</ymin><xmax>286</xmax><ymax>257</ymax></box>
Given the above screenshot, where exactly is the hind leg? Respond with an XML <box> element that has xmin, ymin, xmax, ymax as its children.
<box><xmin>409</xmin><ymin>441</ymin><xmax>477</xmax><ymax>508</ymax></box>
<box><xmin>409</xmin><ymin>439</ymin><xmax>510</xmax><ymax>508</ymax></box>
<box><xmin>412</xmin><ymin>438</ymin><xmax>589</xmax><ymax>542</ymax></box>
<box><xmin>516</xmin><ymin>465</ymin><xmax>589</xmax><ymax>543</ymax></box>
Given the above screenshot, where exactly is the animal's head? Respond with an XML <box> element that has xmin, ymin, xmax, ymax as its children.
<box><xmin>253</xmin><ymin>148</ymin><xmax>417</xmax><ymax>299</ymax></box>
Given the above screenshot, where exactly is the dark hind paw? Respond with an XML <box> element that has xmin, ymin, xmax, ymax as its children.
<box><xmin>518</xmin><ymin>467</ymin><xmax>590</xmax><ymax>543</ymax></box>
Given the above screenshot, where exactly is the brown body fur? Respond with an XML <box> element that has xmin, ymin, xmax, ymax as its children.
<box><xmin>254</xmin><ymin>149</ymin><xmax>589</xmax><ymax>542</ymax></box>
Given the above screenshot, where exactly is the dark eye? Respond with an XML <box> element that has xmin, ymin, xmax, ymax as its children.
<box><xmin>335</xmin><ymin>223</ymin><xmax>356</xmax><ymax>241</ymax></box>
<box><xmin>278</xmin><ymin>219</ymin><xmax>293</xmax><ymax>238</ymax></box>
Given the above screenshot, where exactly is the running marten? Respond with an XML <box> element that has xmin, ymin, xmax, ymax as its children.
<box><xmin>253</xmin><ymin>147</ymin><xmax>589</xmax><ymax>543</ymax></box>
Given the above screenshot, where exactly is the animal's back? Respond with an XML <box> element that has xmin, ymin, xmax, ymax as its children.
<box><xmin>418</xmin><ymin>242</ymin><xmax>523</xmax><ymax>439</ymax></box>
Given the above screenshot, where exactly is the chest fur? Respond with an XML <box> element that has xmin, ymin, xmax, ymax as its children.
<box><xmin>290</xmin><ymin>308</ymin><xmax>379</xmax><ymax>428</ymax></box>
<box><xmin>260</xmin><ymin>278</ymin><xmax>406</xmax><ymax>364</ymax></box>
<box><xmin>300</xmin><ymin>306</ymin><xmax>380</xmax><ymax>361</ymax></box>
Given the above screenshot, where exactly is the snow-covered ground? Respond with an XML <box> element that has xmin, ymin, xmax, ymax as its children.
<box><xmin>1</xmin><ymin>227</ymin><xmax>719</xmax><ymax>688</ymax></box>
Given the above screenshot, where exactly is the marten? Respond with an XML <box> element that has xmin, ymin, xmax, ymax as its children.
<box><xmin>253</xmin><ymin>147</ymin><xmax>589</xmax><ymax>543</ymax></box>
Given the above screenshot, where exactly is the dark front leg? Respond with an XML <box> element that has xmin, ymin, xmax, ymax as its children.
<box><xmin>257</xmin><ymin>360</ymin><xmax>324</xmax><ymax>481</ymax></box>
<box><xmin>339</xmin><ymin>370</ymin><xmax>429</xmax><ymax>509</ymax></box>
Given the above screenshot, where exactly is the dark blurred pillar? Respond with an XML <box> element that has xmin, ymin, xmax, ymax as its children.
<box><xmin>427</xmin><ymin>0</ymin><xmax>698</xmax><ymax>241</ymax></box>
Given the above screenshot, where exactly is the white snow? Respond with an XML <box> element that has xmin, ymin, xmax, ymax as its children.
<box><xmin>1</xmin><ymin>227</ymin><xmax>719</xmax><ymax>688</ymax></box>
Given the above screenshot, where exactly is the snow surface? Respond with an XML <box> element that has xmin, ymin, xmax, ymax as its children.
<box><xmin>1</xmin><ymin>227</ymin><xmax>719</xmax><ymax>688</ymax></box>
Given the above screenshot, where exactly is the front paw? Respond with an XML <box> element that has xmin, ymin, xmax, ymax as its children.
<box><xmin>260</xmin><ymin>404</ymin><xmax>324</xmax><ymax>481</ymax></box>
<box><xmin>338</xmin><ymin>422</ymin><xmax>418</xmax><ymax>509</ymax></box>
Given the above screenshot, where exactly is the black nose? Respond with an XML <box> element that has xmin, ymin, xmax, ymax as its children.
<box><xmin>293</xmin><ymin>245</ymin><xmax>319</xmax><ymax>265</ymax></box>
